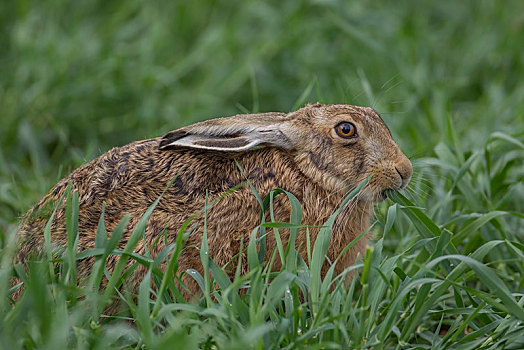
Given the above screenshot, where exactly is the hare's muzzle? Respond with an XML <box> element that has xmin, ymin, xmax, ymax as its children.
<box><xmin>368</xmin><ymin>152</ymin><xmax>412</xmax><ymax>202</ymax></box>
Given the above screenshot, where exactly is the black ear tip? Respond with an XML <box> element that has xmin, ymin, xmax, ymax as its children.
<box><xmin>158</xmin><ymin>130</ymin><xmax>187</xmax><ymax>150</ymax></box>
<box><xmin>158</xmin><ymin>139</ymin><xmax>171</xmax><ymax>150</ymax></box>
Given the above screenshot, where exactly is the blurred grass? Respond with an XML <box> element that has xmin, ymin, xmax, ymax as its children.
<box><xmin>1</xmin><ymin>0</ymin><xmax>524</xmax><ymax>348</ymax></box>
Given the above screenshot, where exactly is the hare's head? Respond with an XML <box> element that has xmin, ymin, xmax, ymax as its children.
<box><xmin>159</xmin><ymin>104</ymin><xmax>412</xmax><ymax>202</ymax></box>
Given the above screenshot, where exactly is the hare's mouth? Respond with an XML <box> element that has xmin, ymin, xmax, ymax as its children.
<box><xmin>358</xmin><ymin>179</ymin><xmax>401</xmax><ymax>203</ymax></box>
<box><xmin>377</xmin><ymin>188</ymin><xmax>400</xmax><ymax>202</ymax></box>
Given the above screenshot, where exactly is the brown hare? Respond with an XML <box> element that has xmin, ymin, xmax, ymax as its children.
<box><xmin>16</xmin><ymin>103</ymin><xmax>412</xmax><ymax>300</ymax></box>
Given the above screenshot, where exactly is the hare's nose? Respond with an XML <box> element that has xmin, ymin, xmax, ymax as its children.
<box><xmin>395</xmin><ymin>156</ymin><xmax>412</xmax><ymax>189</ymax></box>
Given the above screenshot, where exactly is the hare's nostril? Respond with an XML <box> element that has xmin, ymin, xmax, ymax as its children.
<box><xmin>395</xmin><ymin>166</ymin><xmax>409</xmax><ymax>189</ymax></box>
<box><xmin>395</xmin><ymin>167</ymin><xmax>404</xmax><ymax>181</ymax></box>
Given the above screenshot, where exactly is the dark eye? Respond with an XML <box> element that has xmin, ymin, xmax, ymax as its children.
<box><xmin>335</xmin><ymin>122</ymin><xmax>357</xmax><ymax>139</ymax></box>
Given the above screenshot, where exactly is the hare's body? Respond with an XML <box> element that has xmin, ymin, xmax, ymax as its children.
<box><xmin>17</xmin><ymin>104</ymin><xmax>411</xmax><ymax>300</ymax></box>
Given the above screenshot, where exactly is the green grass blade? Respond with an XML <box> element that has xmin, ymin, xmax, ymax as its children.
<box><xmin>102</xmin><ymin>195</ymin><xmax>162</xmax><ymax>303</ymax></box>
<box><xmin>310</xmin><ymin>175</ymin><xmax>370</xmax><ymax>314</ymax></box>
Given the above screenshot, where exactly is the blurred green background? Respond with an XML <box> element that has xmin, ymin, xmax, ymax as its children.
<box><xmin>1</xmin><ymin>0</ymin><xmax>523</xmax><ymax>231</ymax></box>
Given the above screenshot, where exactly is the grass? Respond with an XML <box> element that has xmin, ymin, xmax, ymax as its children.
<box><xmin>1</xmin><ymin>0</ymin><xmax>523</xmax><ymax>348</ymax></box>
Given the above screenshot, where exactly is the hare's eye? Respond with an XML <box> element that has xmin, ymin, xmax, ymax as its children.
<box><xmin>335</xmin><ymin>122</ymin><xmax>357</xmax><ymax>139</ymax></box>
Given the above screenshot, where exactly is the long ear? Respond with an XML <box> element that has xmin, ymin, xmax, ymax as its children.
<box><xmin>159</xmin><ymin>112</ymin><xmax>294</xmax><ymax>152</ymax></box>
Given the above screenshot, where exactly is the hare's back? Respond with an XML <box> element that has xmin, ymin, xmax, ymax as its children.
<box><xmin>20</xmin><ymin>139</ymin><xmax>167</xmax><ymax>240</ymax></box>
<box><xmin>41</xmin><ymin>137</ymin><xmax>244</xmax><ymax>228</ymax></box>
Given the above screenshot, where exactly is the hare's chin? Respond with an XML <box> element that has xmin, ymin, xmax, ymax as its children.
<box><xmin>378</xmin><ymin>191</ymin><xmax>388</xmax><ymax>202</ymax></box>
<box><xmin>368</xmin><ymin>191</ymin><xmax>388</xmax><ymax>203</ymax></box>
<box><xmin>357</xmin><ymin>189</ymin><xmax>388</xmax><ymax>203</ymax></box>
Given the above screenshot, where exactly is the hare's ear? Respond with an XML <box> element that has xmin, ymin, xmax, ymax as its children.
<box><xmin>159</xmin><ymin>113</ymin><xmax>294</xmax><ymax>152</ymax></box>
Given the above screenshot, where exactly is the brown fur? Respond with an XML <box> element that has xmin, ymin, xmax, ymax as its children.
<box><xmin>16</xmin><ymin>103</ymin><xmax>412</xmax><ymax>304</ymax></box>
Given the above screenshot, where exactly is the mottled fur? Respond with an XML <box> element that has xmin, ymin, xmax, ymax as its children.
<box><xmin>16</xmin><ymin>103</ymin><xmax>412</xmax><ymax>303</ymax></box>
